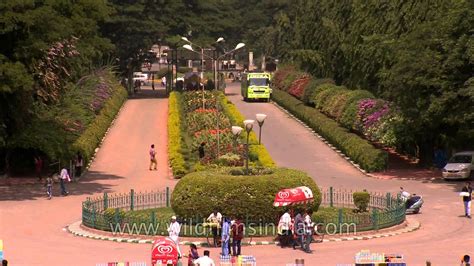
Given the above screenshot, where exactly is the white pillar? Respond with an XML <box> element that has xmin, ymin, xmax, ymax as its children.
<box><xmin>249</xmin><ymin>52</ymin><xmax>254</xmax><ymax>71</ymax></box>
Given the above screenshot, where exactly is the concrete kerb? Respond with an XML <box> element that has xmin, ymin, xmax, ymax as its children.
<box><xmin>66</xmin><ymin>219</ymin><xmax>421</xmax><ymax>246</ymax></box>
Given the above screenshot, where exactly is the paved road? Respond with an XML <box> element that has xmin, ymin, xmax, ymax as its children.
<box><xmin>0</xmin><ymin>84</ymin><xmax>472</xmax><ymax>265</ymax></box>
<box><xmin>0</xmin><ymin>87</ymin><xmax>177</xmax><ymax>265</ymax></box>
<box><xmin>224</xmin><ymin>83</ymin><xmax>473</xmax><ymax>265</ymax></box>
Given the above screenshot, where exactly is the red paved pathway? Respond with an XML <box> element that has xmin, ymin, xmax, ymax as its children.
<box><xmin>0</xmin><ymin>84</ymin><xmax>472</xmax><ymax>265</ymax></box>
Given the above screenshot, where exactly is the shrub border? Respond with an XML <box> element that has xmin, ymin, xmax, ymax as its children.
<box><xmin>73</xmin><ymin>82</ymin><xmax>128</xmax><ymax>171</ymax></box>
<box><xmin>271</xmin><ymin>89</ymin><xmax>387</xmax><ymax>172</ymax></box>
<box><xmin>168</xmin><ymin>92</ymin><xmax>187</xmax><ymax>177</ymax></box>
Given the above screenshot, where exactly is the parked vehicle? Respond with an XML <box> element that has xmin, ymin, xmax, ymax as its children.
<box><xmin>442</xmin><ymin>151</ymin><xmax>474</xmax><ymax>180</ymax></box>
<box><xmin>241</xmin><ymin>72</ymin><xmax>272</xmax><ymax>102</ymax></box>
<box><xmin>133</xmin><ymin>72</ymin><xmax>148</xmax><ymax>86</ymax></box>
<box><xmin>400</xmin><ymin>187</ymin><xmax>423</xmax><ymax>214</ymax></box>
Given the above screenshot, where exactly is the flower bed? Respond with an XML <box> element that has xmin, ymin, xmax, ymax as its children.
<box><xmin>167</xmin><ymin>90</ymin><xmax>275</xmax><ymax>176</ymax></box>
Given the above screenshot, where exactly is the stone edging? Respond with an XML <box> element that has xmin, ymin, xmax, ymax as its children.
<box><xmin>66</xmin><ymin>218</ymin><xmax>420</xmax><ymax>246</ymax></box>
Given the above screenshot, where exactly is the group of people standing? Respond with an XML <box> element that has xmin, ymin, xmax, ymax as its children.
<box><xmin>278</xmin><ymin>209</ymin><xmax>315</xmax><ymax>253</ymax></box>
<box><xmin>206</xmin><ymin>210</ymin><xmax>245</xmax><ymax>258</ymax></box>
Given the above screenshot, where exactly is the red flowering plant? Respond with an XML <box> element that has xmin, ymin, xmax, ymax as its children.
<box><xmin>288</xmin><ymin>75</ymin><xmax>311</xmax><ymax>100</ymax></box>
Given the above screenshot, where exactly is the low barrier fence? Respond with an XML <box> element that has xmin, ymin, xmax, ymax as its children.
<box><xmin>82</xmin><ymin>187</ymin><xmax>405</xmax><ymax>236</ymax></box>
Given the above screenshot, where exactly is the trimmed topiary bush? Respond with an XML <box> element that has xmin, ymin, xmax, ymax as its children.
<box><xmin>353</xmin><ymin>191</ymin><xmax>370</xmax><ymax>212</ymax></box>
<box><xmin>171</xmin><ymin>168</ymin><xmax>321</xmax><ymax>222</ymax></box>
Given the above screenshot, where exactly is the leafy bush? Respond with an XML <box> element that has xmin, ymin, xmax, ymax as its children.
<box><xmin>313</xmin><ymin>84</ymin><xmax>346</xmax><ymax>110</ymax></box>
<box><xmin>353</xmin><ymin>191</ymin><xmax>370</xmax><ymax>212</ymax></box>
<box><xmin>171</xmin><ymin>168</ymin><xmax>321</xmax><ymax>222</ymax></box>
<box><xmin>168</xmin><ymin>92</ymin><xmax>187</xmax><ymax>177</ymax></box>
<box><xmin>302</xmin><ymin>78</ymin><xmax>336</xmax><ymax>105</ymax></box>
<box><xmin>272</xmin><ymin>90</ymin><xmax>387</xmax><ymax>172</ymax></box>
<box><xmin>287</xmin><ymin>75</ymin><xmax>311</xmax><ymax>100</ymax></box>
<box><xmin>339</xmin><ymin>90</ymin><xmax>375</xmax><ymax>128</ymax></box>
<box><xmin>73</xmin><ymin>79</ymin><xmax>127</xmax><ymax>163</ymax></box>
<box><xmin>271</xmin><ymin>65</ymin><xmax>296</xmax><ymax>91</ymax></box>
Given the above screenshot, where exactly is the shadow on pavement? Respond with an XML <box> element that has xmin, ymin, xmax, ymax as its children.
<box><xmin>0</xmin><ymin>171</ymin><xmax>124</xmax><ymax>201</ymax></box>
<box><xmin>129</xmin><ymin>87</ymin><xmax>167</xmax><ymax>100</ymax></box>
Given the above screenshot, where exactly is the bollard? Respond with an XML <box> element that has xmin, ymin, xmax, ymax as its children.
<box><xmin>295</xmin><ymin>258</ymin><xmax>304</xmax><ymax>266</ymax></box>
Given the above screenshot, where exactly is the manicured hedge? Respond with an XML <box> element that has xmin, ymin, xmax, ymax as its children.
<box><xmin>73</xmin><ymin>83</ymin><xmax>127</xmax><ymax>163</ymax></box>
<box><xmin>218</xmin><ymin>94</ymin><xmax>276</xmax><ymax>168</ymax></box>
<box><xmin>168</xmin><ymin>92</ymin><xmax>187</xmax><ymax>177</ymax></box>
<box><xmin>171</xmin><ymin>168</ymin><xmax>321</xmax><ymax>222</ymax></box>
<box><xmin>272</xmin><ymin>89</ymin><xmax>387</xmax><ymax>172</ymax></box>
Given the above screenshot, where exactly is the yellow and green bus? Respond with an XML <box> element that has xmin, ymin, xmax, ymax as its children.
<box><xmin>241</xmin><ymin>72</ymin><xmax>272</xmax><ymax>102</ymax></box>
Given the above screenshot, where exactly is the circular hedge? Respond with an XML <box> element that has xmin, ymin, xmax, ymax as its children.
<box><xmin>171</xmin><ymin>168</ymin><xmax>321</xmax><ymax>223</ymax></box>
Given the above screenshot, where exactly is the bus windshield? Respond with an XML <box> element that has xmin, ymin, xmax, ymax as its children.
<box><xmin>249</xmin><ymin>78</ymin><xmax>269</xmax><ymax>86</ymax></box>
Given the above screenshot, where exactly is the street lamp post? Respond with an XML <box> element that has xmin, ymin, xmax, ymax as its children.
<box><xmin>231</xmin><ymin>126</ymin><xmax>243</xmax><ymax>153</ymax></box>
<box><xmin>215</xmin><ymin>43</ymin><xmax>245</xmax><ymax>91</ymax></box>
<box><xmin>243</xmin><ymin>119</ymin><xmax>254</xmax><ymax>175</ymax></box>
<box><xmin>256</xmin><ymin>114</ymin><xmax>267</xmax><ymax>145</ymax></box>
<box><xmin>182</xmin><ymin>37</ymin><xmax>224</xmax><ymax>109</ymax></box>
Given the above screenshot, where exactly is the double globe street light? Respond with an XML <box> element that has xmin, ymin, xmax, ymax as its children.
<box><xmin>183</xmin><ymin>40</ymin><xmax>245</xmax><ymax>108</ymax></box>
<box><xmin>231</xmin><ymin>114</ymin><xmax>268</xmax><ymax>175</ymax></box>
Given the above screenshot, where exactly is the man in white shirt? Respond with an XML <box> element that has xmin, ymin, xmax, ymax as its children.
<box><xmin>59</xmin><ymin>167</ymin><xmax>70</xmax><ymax>196</ymax></box>
<box><xmin>168</xmin><ymin>216</ymin><xmax>181</xmax><ymax>257</ymax></box>
<box><xmin>279</xmin><ymin>210</ymin><xmax>291</xmax><ymax>247</ymax></box>
<box><xmin>207</xmin><ymin>210</ymin><xmax>222</xmax><ymax>247</ymax></box>
<box><xmin>303</xmin><ymin>210</ymin><xmax>314</xmax><ymax>253</ymax></box>
<box><xmin>193</xmin><ymin>250</ymin><xmax>215</xmax><ymax>266</ymax></box>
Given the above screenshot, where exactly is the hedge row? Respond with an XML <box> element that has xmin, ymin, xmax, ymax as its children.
<box><xmin>218</xmin><ymin>94</ymin><xmax>276</xmax><ymax>168</ymax></box>
<box><xmin>272</xmin><ymin>89</ymin><xmax>387</xmax><ymax>172</ymax></box>
<box><xmin>73</xmin><ymin>82</ymin><xmax>128</xmax><ymax>163</ymax></box>
<box><xmin>168</xmin><ymin>92</ymin><xmax>187</xmax><ymax>177</ymax></box>
<box><xmin>171</xmin><ymin>168</ymin><xmax>321</xmax><ymax>222</ymax></box>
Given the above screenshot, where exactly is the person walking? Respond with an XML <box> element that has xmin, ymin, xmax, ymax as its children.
<box><xmin>221</xmin><ymin>217</ymin><xmax>230</xmax><ymax>256</ymax></box>
<box><xmin>168</xmin><ymin>216</ymin><xmax>181</xmax><ymax>257</ymax></box>
<box><xmin>149</xmin><ymin>144</ymin><xmax>157</xmax><ymax>171</ymax></box>
<box><xmin>193</xmin><ymin>250</ymin><xmax>215</xmax><ymax>266</ymax></box>
<box><xmin>59</xmin><ymin>167</ymin><xmax>70</xmax><ymax>196</ymax></box>
<box><xmin>231</xmin><ymin>217</ymin><xmax>244</xmax><ymax>256</ymax></box>
<box><xmin>293</xmin><ymin>212</ymin><xmax>304</xmax><ymax>250</ymax></box>
<box><xmin>45</xmin><ymin>177</ymin><xmax>53</xmax><ymax>199</ymax></box>
<box><xmin>34</xmin><ymin>156</ymin><xmax>43</xmax><ymax>181</ymax></box>
<box><xmin>302</xmin><ymin>209</ymin><xmax>314</xmax><ymax>253</ymax></box>
<box><xmin>462</xmin><ymin>182</ymin><xmax>472</xmax><ymax>218</ymax></box>
<box><xmin>75</xmin><ymin>152</ymin><xmax>83</xmax><ymax>179</ymax></box>
<box><xmin>461</xmin><ymin>255</ymin><xmax>471</xmax><ymax>266</ymax></box>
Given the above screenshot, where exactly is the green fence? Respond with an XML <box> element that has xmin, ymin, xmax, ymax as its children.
<box><xmin>82</xmin><ymin>187</ymin><xmax>405</xmax><ymax>236</ymax></box>
<box><xmin>315</xmin><ymin>187</ymin><xmax>405</xmax><ymax>233</ymax></box>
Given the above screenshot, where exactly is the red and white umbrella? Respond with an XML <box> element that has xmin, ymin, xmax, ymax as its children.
<box><xmin>151</xmin><ymin>237</ymin><xmax>179</xmax><ymax>266</ymax></box>
<box><xmin>273</xmin><ymin>186</ymin><xmax>314</xmax><ymax>207</ymax></box>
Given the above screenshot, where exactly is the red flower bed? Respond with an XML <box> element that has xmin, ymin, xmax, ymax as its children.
<box><xmin>288</xmin><ymin>76</ymin><xmax>310</xmax><ymax>100</ymax></box>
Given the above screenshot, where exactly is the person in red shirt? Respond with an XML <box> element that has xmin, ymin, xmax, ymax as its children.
<box><xmin>231</xmin><ymin>217</ymin><xmax>244</xmax><ymax>256</ymax></box>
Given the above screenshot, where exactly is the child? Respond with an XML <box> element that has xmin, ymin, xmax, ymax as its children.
<box><xmin>45</xmin><ymin>177</ymin><xmax>53</xmax><ymax>199</ymax></box>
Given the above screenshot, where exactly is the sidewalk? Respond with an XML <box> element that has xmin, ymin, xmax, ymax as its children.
<box><xmin>67</xmin><ymin>217</ymin><xmax>420</xmax><ymax>246</ymax></box>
